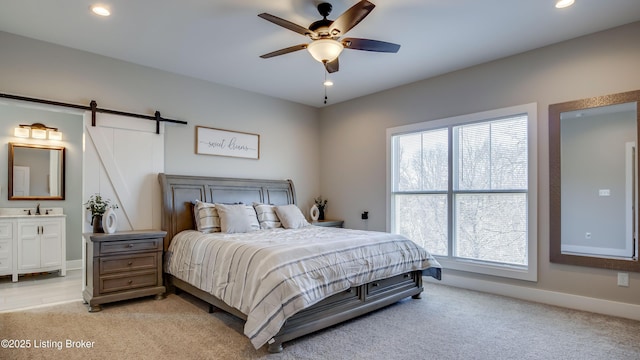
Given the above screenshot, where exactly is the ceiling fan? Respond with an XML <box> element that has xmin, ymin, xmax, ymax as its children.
<box><xmin>258</xmin><ymin>0</ymin><xmax>400</xmax><ymax>73</ymax></box>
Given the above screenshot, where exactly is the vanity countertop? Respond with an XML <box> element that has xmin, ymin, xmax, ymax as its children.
<box><xmin>0</xmin><ymin>207</ymin><xmax>65</xmax><ymax>218</ymax></box>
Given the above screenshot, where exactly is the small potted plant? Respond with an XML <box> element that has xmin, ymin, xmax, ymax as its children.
<box><xmin>314</xmin><ymin>196</ymin><xmax>328</xmax><ymax>221</ymax></box>
<box><xmin>84</xmin><ymin>194</ymin><xmax>119</xmax><ymax>233</ymax></box>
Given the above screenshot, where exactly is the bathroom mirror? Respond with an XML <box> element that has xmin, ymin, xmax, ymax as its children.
<box><xmin>549</xmin><ymin>90</ymin><xmax>640</xmax><ymax>272</ymax></box>
<box><xmin>8</xmin><ymin>142</ymin><xmax>65</xmax><ymax>200</ymax></box>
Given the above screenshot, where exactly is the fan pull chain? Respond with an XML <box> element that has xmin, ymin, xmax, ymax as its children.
<box><xmin>324</xmin><ymin>70</ymin><xmax>329</xmax><ymax>105</ymax></box>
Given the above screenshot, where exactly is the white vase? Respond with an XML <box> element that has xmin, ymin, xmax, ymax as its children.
<box><xmin>310</xmin><ymin>204</ymin><xmax>320</xmax><ymax>221</ymax></box>
<box><xmin>102</xmin><ymin>208</ymin><xmax>118</xmax><ymax>234</ymax></box>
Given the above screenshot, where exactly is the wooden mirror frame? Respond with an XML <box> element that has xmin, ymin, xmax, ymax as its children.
<box><xmin>549</xmin><ymin>90</ymin><xmax>640</xmax><ymax>272</ymax></box>
<box><xmin>8</xmin><ymin>142</ymin><xmax>66</xmax><ymax>200</ymax></box>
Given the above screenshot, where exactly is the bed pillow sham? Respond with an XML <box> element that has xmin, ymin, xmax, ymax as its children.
<box><xmin>253</xmin><ymin>203</ymin><xmax>282</xmax><ymax>229</ymax></box>
<box><xmin>215</xmin><ymin>203</ymin><xmax>260</xmax><ymax>233</ymax></box>
<box><xmin>274</xmin><ymin>204</ymin><xmax>310</xmax><ymax>229</ymax></box>
<box><xmin>193</xmin><ymin>200</ymin><xmax>221</xmax><ymax>233</ymax></box>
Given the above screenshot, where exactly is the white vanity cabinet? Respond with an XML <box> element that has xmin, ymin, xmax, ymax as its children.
<box><xmin>18</xmin><ymin>217</ymin><xmax>65</xmax><ymax>271</ymax></box>
<box><xmin>0</xmin><ymin>220</ymin><xmax>14</xmax><ymax>278</ymax></box>
<box><xmin>0</xmin><ymin>210</ymin><xmax>66</xmax><ymax>282</ymax></box>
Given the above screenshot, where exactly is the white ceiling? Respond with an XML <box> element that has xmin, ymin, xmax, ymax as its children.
<box><xmin>1</xmin><ymin>0</ymin><xmax>639</xmax><ymax>108</ymax></box>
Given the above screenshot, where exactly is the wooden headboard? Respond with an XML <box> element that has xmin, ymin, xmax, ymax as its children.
<box><xmin>158</xmin><ymin>173</ymin><xmax>296</xmax><ymax>250</ymax></box>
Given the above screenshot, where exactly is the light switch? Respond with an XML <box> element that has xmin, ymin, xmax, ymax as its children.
<box><xmin>598</xmin><ymin>189</ymin><xmax>611</xmax><ymax>196</ymax></box>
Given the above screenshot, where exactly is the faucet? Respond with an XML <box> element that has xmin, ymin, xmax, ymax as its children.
<box><xmin>35</xmin><ymin>203</ymin><xmax>41</xmax><ymax>215</ymax></box>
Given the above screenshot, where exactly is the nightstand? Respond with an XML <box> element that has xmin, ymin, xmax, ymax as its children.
<box><xmin>312</xmin><ymin>220</ymin><xmax>344</xmax><ymax>228</ymax></box>
<box><xmin>82</xmin><ymin>230</ymin><xmax>166</xmax><ymax>312</ymax></box>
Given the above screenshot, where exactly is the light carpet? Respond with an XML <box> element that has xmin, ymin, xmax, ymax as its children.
<box><xmin>0</xmin><ymin>284</ymin><xmax>638</xmax><ymax>360</ymax></box>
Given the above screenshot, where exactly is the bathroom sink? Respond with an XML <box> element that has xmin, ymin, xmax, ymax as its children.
<box><xmin>0</xmin><ymin>207</ymin><xmax>64</xmax><ymax>217</ymax></box>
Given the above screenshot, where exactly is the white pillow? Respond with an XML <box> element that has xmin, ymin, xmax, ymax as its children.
<box><xmin>193</xmin><ymin>200</ymin><xmax>220</xmax><ymax>233</ymax></box>
<box><xmin>253</xmin><ymin>203</ymin><xmax>282</xmax><ymax>229</ymax></box>
<box><xmin>274</xmin><ymin>204</ymin><xmax>310</xmax><ymax>229</ymax></box>
<box><xmin>215</xmin><ymin>204</ymin><xmax>260</xmax><ymax>233</ymax></box>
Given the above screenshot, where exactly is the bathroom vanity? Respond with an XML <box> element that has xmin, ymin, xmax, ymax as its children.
<box><xmin>0</xmin><ymin>208</ymin><xmax>66</xmax><ymax>282</ymax></box>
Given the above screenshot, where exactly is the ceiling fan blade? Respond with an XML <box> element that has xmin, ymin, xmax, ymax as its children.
<box><xmin>329</xmin><ymin>0</ymin><xmax>375</xmax><ymax>37</ymax></box>
<box><xmin>342</xmin><ymin>38</ymin><xmax>400</xmax><ymax>53</ymax></box>
<box><xmin>258</xmin><ymin>13</ymin><xmax>316</xmax><ymax>38</ymax></box>
<box><xmin>260</xmin><ymin>44</ymin><xmax>308</xmax><ymax>59</ymax></box>
<box><xmin>324</xmin><ymin>58</ymin><xmax>339</xmax><ymax>73</ymax></box>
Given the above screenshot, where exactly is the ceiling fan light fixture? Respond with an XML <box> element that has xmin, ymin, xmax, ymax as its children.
<box><xmin>555</xmin><ymin>0</ymin><xmax>575</xmax><ymax>8</ymax></box>
<box><xmin>307</xmin><ymin>39</ymin><xmax>344</xmax><ymax>63</ymax></box>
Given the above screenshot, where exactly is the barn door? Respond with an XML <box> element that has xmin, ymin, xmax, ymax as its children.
<box><xmin>82</xmin><ymin>112</ymin><xmax>164</xmax><ymax>232</ymax></box>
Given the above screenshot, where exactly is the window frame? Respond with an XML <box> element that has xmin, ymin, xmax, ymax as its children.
<box><xmin>386</xmin><ymin>103</ymin><xmax>538</xmax><ymax>281</ymax></box>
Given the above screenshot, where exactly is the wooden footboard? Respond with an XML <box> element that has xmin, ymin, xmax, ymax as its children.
<box><xmin>167</xmin><ymin>270</ymin><xmax>424</xmax><ymax>353</ymax></box>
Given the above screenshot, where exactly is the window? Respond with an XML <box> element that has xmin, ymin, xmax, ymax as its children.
<box><xmin>387</xmin><ymin>104</ymin><xmax>537</xmax><ymax>281</ymax></box>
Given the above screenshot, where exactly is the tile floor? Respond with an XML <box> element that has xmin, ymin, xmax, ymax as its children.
<box><xmin>0</xmin><ymin>269</ymin><xmax>83</xmax><ymax>312</ymax></box>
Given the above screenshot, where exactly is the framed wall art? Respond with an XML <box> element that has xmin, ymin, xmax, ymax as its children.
<box><xmin>195</xmin><ymin>126</ymin><xmax>260</xmax><ymax>159</ymax></box>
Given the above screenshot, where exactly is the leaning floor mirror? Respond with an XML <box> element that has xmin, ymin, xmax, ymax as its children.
<box><xmin>549</xmin><ymin>90</ymin><xmax>640</xmax><ymax>272</ymax></box>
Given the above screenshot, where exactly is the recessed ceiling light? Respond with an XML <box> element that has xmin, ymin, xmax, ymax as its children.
<box><xmin>90</xmin><ymin>5</ymin><xmax>111</xmax><ymax>17</ymax></box>
<box><xmin>555</xmin><ymin>0</ymin><xmax>575</xmax><ymax>9</ymax></box>
<box><xmin>323</xmin><ymin>80</ymin><xmax>334</xmax><ymax>87</ymax></box>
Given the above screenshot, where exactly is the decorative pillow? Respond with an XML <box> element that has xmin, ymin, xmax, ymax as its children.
<box><xmin>215</xmin><ymin>203</ymin><xmax>260</xmax><ymax>233</ymax></box>
<box><xmin>253</xmin><ymin>203</ymin><xmax>282</xmax><ymax>229</ymax></box>
<box><xmin>274</xmin><ymin>204</ymin><xmax>310</xmax><ymax>229</ymax></box>
<box><xmin>193</xmin><ymin>200</ymin><xmax>220</xmax><ymax>233</ymax></box>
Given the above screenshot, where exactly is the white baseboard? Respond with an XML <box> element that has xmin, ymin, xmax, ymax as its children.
<box><xmin>426</xmin><ymin>273</ymin><xmax>640</xmax><ymax>321</ymax></box>
<box><xmin>66</xmin><ymin>259</ymin><xmax>83</xmax><ymax>271</ymax></box>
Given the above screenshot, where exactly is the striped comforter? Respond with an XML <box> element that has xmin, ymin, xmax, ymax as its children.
<box><xmin>165</xmin><ymin>226</ymin><xmax>441</xmax><ymax>349</ymax></box>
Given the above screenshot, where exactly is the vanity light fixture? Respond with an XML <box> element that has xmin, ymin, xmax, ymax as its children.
<box><xmin>14</xmin><ymin>123</ymin><xmax>63</xmax><ymax>141</ymax></box>
<box><xmin>555</xmin><ymin>0</ymin><xmax>575</xmax><ymax>9</ymax></box>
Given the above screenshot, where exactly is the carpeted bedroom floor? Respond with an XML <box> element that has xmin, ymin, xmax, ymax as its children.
<box><xmin>1</xmin><ymin>283</ymin><xmax>638</xmax><ymax>360</ymax></box>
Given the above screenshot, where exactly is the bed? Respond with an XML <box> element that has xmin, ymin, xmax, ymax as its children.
<box><xmin>158</xmin><ymin>173</ymin><xmax>441</xmax><ymax>353</ymax></box>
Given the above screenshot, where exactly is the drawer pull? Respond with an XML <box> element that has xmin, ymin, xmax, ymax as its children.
<box><xmin>346</xmin><ymin>288</ymin><xmax>352</xmax><ymax>293</ymax></box>
<box><xmin>127</xmin><ymin>244</ymin><xmax>134</xmax><ymax>248</ymax></box>
<box><xmin>128</xmin><ymin>280</ymin><xmax>133</xmax><ymax>284</ymax></box>
<box><xmin>404</xmin><ymin>273</ymin><xmax>410</xmax><ymax>278</ymax></box>
<box><xmin>372</xmin><ymin>282</ymin><xmax>379</xmax><ymax>287</ymax></box>
<box><xmin>128</xmin><ymin>262</ymin><xmax>133</xmax><ymax>266</ymax></box>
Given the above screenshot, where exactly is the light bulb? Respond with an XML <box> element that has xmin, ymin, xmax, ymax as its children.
<box><xmin>555</xmin><ymin>0</ymin><xmax>575</xmax><ymax>9</ymax></box>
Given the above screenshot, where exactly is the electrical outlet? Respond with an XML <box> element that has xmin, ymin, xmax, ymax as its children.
<box><xmin>361</xmin><ymin>211</ymin><xmax>368</xmax><ymax>220</ymax></box>
<box><xmin>617</xmin><ymin>272</ymin><xmax>629</xmax><ymax>287</ymax></box>
<box><xmin>585</xmin><ymin>232</ymin><xmax>591</xmax><ymax>239</ymax></box>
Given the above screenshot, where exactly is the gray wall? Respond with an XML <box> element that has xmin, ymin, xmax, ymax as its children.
<box><xmin>319</xmin><ymin>22</ymin><xmax>640</xmax><ymax>305</ymax></box>
<box><xmin>0</xmin><ymin>31</ymin><xmax>320</xmax><ymax>263</ymax></box>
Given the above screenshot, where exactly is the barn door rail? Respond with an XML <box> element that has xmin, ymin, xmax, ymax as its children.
<box><xmin>0</xmin><ymin>92</ymin><xmax>187</xmax><ymax>134</ymax></box>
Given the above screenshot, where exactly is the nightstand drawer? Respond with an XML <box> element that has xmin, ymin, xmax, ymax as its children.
<box><xmin>100</xmin><ymin>253</ymin><xmax>158</xmax><ymax>274</ymax></box>
<box><xmin>99</xmin><ymin>238</ymin><xmax>162</xmax><ymax>255</ymax></box>
<box><xmin>100</xmin><ymin>271</ymin><xmax>158</xmax><ymax>293</ymax></box>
